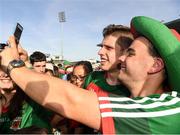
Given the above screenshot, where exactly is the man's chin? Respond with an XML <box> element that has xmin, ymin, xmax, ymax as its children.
<box><xmin>100</xmin><ymin>67</ymin><xmax>108</xmax><ymax>71</ymax></box>
<box><xmin>99</xmin><ymin>64</ymin><xmax>109</xmax><ymax>71</ymax></box>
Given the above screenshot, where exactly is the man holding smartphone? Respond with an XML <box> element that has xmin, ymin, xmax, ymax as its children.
<box><xmin>1</xmin><ymin>16</ymin><xmax>180</xmax><ymax>134</ymax></box>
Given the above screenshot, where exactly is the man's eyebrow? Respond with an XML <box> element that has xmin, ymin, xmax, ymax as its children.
<box><xmin>97</xmin><ymin>43</ymin><xmax>113</xmax><ymax>48</ymax></box>
<box><xmin>97</xmin><ymin>43</ymin><xmax>102</xmax><ymax>47</ymax></box>
<box><xmin>126</xmin><ymin>48</ymin><xmax>135</xmax><ymax>52</ymax></box>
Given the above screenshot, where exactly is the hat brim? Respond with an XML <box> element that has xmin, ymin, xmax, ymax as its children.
<box><xmin>131</xmin><ymin>16</ymin><xmax>180</xmax><ymax>92</ymax></box>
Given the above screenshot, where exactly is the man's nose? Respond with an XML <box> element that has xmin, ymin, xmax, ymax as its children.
<box><xmin>98</xmin><ymin>47</ymin><xmax>104</xmax><ymax>56</ymax></box>
<box><xmin>118</xmin><ymin>54</ymin><xmax>126</xmax><ymax>63</ymax></box>
<box><xmin>40</xmin><ymin>67</ymin><xmax>45</xmax><ymax>72</ymax></box>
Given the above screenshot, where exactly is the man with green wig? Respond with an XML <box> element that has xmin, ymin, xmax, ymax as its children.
<box><xmin>0</xmin><ymin>16</ymin><xmax>180</xmax><ymax>134</ymax></box>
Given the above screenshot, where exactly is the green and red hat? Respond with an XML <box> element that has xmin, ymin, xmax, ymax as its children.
<box><xmin>131</xmin><ymin>16</ymin><xmax>180</xmax><ymax>92</ymax></box>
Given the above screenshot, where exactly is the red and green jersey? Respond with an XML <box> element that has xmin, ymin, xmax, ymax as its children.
<box><xmin>97</xmin><ymin>90</ymin><xmax>180</xmax><ymax>134</ymax></box>
<box><xmin>0</xmin><ymin>99</ymin><xmax>53</xmax><ymax>133</ymax></box>
<box><xmin>83</xmin><ymin>71</ymin><xmax>130</xmax><ymax>96</ymax></box>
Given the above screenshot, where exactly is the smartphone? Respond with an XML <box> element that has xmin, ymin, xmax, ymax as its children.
<box><xmin>14</xmin><ymin>23</ymin><xmax>23</xmax><ymax>44</ymax></box>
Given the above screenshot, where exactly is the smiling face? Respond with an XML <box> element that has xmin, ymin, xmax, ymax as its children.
<box><xmin>0</xmin><ymin>69</ymin><xmax>15</xmax><ymax>92</ymax></box>
<box><xmin>72</xmin><ymin>65</ymin><xmax>87</xmax><ymax>88</ymax></box>
<box><xmin>98</xmin><ymin>35</ymin><xmax>122</xmax><ymax>72</ymax></box>
<box><xmin>118</xmin><ymin>37</ymin><xmax>155</xmax><ymax>85</ymax></box>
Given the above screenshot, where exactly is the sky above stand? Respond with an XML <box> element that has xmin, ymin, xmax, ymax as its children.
<box><xmin>0</xmin><ymin>0</ymin><xmax>179</xmax><ymax>61</ymax></box>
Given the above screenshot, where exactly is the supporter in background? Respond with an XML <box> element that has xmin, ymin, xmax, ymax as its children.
<box><xmin>72</xmin><ymin>61</ymin><xmax>93</xmax><ymax>88</ymax></box>
<box><xmin>83</xmin><ymin>24</ymin><xmax>133</xmax><ymax>96</ymax></box>
<box><xmin>30</xmin><ymin>52</ymin><xmax>63</xmax><ymax>133</ymax></box>
<box><xmin>29</xmin><ymin>51</ymin><xmax>46</xmax><ymax>73</ymax></box>
<box><xmin>61</xmin><ymin>61</ymin><xmax>73</xmax><ymax>80</ymax></box>
<box><xmin>45</xmin><ymin>62</ymin><xmax>55</xmax><ymax>76</ymax></box>
<box><xmin>82</xmin><ymin>24</ymin><xmax>133</xmax><ymax>133</ymax></box>
<box><xmin>53</xmin><ymin>65</ymin><xmax>60</xmax><ymax>77</ymax></box>
<box><xmin>67</xmin><ymin>61</ymin><xmax>93</xmax><ymax>134</ymax></box>
<box><xmin>57</xmin><ymin>63</ymin><xmax>65</xmax><ymax>79</ymax></box>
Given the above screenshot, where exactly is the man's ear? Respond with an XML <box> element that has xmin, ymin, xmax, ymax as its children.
<box><xmin>148</xmin><ymin>58</ymin><xmax>164</xmax><ymax>74</ymax></box>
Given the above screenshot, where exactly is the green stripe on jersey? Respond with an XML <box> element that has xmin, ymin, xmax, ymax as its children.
<box><xmin>83</xmin><ymin>71</ymin><xmax>130</xmax><ymax>96</ymax></box>
<box><xmin>98</xmin><ymin>91</ymin><xmax>180</xmax><ymax>134</ymax></box>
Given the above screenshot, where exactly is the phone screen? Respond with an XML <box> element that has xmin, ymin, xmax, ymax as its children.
<box><xmin>14</xmin><ymin>23</ymin><xmax>23</xmax><ymax>44</ymax></box>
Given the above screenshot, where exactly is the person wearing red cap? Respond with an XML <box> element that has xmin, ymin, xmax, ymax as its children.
<box><xmin>0</xmin><ymin>16</ymin><xmax>180</xmax><ymax>134</ymax></box>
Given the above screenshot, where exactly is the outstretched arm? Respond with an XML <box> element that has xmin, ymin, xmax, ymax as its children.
<box><xmin>0</xmin><ymin>36</ymin><xmax>101</xmax><ymax>130</ymax></box>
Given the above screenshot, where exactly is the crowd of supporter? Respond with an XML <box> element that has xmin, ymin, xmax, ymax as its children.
<box><xmin>0</xmin><ymin>48</ymin><xmax>97</xmax><ymax>134</ymax></box>
<box><xmin>0</xmin><ymin>16</ymin><xmax>180</xmax><ymax>134</ymax></box>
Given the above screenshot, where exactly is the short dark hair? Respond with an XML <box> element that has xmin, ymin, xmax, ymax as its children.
<box><xmin>74</xmin><ymin>61</ymin><xmax>93</xmax><ymax>74</ymax></box>
<box><xmin>145</xmin><ymin>37</ymin><xmax>169</xmax><ymax>89</ymax></box>
<box><xmin>103</xmin><ymin>24</ymin><xmax>132</xmax><ymax>37</ymax></box>
<box><xmin>29</xmin><ymin>51</ymin><xmax>46</xmax><ymax>65</ymax></box>
<box><xmin>147</xmin><ymin>40</ymin><xmax>160</xmax><ymax>58</ymax></box>
<box><xmin>116</xmin><ymin>36</ymin><xmax>133</xmax><ymax>51</ymax></box>
<box><xmin>103</xmin><ymin>24</ymin><xmax>134</xmax><ymax>51</ymax></box>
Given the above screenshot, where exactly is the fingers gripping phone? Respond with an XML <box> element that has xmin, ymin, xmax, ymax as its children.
<box><xmin>0</xmin><ymin>23</ymin><xmax>23</xmax><ymax>51</ymax></box>
<box><xmin>14</xmin><ymin>23</ymin><xmax>23</xmax><ymax>44</ymax></box>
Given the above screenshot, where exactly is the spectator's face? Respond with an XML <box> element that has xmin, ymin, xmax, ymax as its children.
<box><xmin>33</xmin><ymin>61</ymin><xmax>46</xmax><ymax>73</ymax></box>
<box><xmin>118</xmin><ymin>37</ymin><xmax>155</xmax><ymax>85</ymax></box>
<box><xmin>72</xmin><ymin>65</ymin><xmax>87</xmax><ymax>88</ymax></box>
<box><xmin>98</xmin><ymin>35</ymin><xmax>122</xmax><ymax>71</ymax></box>
<box><xmin>0</xmin><ymin>69</ymin><xmax>15</xmax><ymax>93</ymax></box>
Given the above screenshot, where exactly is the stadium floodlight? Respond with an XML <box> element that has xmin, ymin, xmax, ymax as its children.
<box><xmin>59</xmin><ymin>12</ymin><xmax>66</xmax><ymax>22</ymax></box>
<box><xmin>58</xmin><ymin>11</ymin><xmax>66</xmax><ymax>61</ymax></box>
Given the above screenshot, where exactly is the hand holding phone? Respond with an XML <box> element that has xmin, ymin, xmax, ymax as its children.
<box><xmin>14</xmin><ymin>23</ymin><xmax>23</xmax><ymax>44</ymax></box>
<box><xmin>0</xmin><ymin>23</ymin><xmax>23</xmax><ymax>52</ymax></box>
